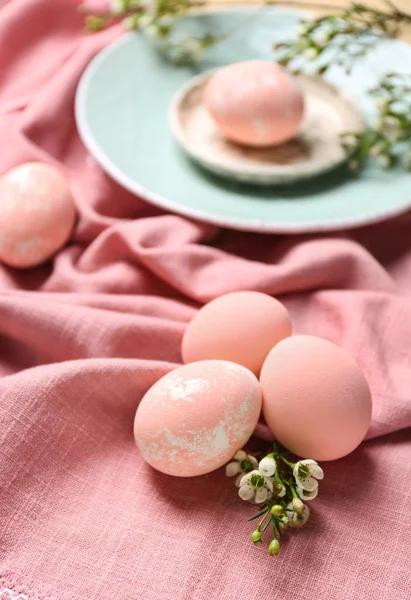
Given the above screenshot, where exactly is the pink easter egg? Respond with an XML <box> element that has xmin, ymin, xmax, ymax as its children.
<box><xmin>0</xmin><ymin>162</ymin><xmax>76</xmax><ymax>268</ymax></box>
<box><xmin>182</xmin><ymin>291</ymin><xmax>292</xmax><ymax>375</ymax></box>
<box><xmin>134</xmin><ymin>360</ymin><xmax>262</xmax><ymax>477</ymax></box>
<box><xmin>260</xmin><ymin>335</ymin><xmax>372</xmax><ymax>461</ymax></box>
<box><xmin>204</xmin><ymin>60</ymin><xmax>304</xmax><ymax>147</ymax></box>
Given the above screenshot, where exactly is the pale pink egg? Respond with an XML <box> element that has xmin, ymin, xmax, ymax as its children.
<box><xmin>0</xmin><ymin>162</ymin><xmax>76</xmax><ymax>268</ymax></box>
<box><xmin>134</xmin><ymin>360</ymin><xmax>262</xmax><ymax>477</ymax></box>
<box><xmin>182</xmin><ymin>292</ymin><xmax>292</xmax><ymax>375</ymax></box>
<box><xmin>260</xmin><ymin>335</ymin><xmax>372</xmax><ymax>461</ymax></box>
<box><xmin>204</xmin><ymin>60</ymin><xmax>304</xmax><ymax>147</ymax></box>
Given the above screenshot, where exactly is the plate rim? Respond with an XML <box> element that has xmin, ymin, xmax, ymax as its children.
<box><xmin>75</xmin><ymin>7</ymin><xmax>411</xmax><ymax>234</ymax></box>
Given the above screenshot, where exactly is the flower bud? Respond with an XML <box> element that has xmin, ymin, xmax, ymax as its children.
<box><xmin>259</xmin><ymin>454</ymin><xmax>277</xmax><ymax>477</ymax></box>
<box><xmin>304</xmin><ymin>47</ymin><xmax>319</xmax><ymax>61</ymax></box>
<box><xmin>292</xmin><ymin>498</ymin><xmax>305</xmax><ymax>515</ymax></box>
<box><xmin>250</xmin><ymin>529</ymin><xmax>262</xmax><ymax>543</ymax></box>
<box><xmin>280</xmin><ymin>516</ymin><xmax>289</xmax><ymax>530</ymax></box>
<box><xmin>270</xmin><ymin>505</ymin><xmax>284</xmax><ymax>517</ymax></box>
<box><xmin>268</xmin><ymin>538</ymin><xmax>280</xmax><ymax>555</ymax></box>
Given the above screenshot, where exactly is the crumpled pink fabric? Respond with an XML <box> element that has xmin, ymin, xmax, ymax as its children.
<box><xmin>0</xmin><ymin>1</ymin><xmax>410</xmax><ymax>599</ymax></box>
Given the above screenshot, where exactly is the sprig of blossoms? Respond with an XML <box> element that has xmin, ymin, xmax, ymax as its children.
<box><xmin>274</xmin><ymin>2</ymin><xmax>411</xmax><ymax>76</ymax></box>
<box><xmin>341</xmin><ymin>72</ymin><xmax>411</xmax><ymax>172</ymax></box>
<box><xmin>80</xmin><ymin>0</ymin><xmax>216</xmax><ymax>64</ymax></box>
<box><xmin>272</xmin><ymin>2</ymin><xmax>411</xmax><ymax>172</ymax></box>
<box><xmin>226</xmin><ymin>444</ymin><xmax>324</xmax><ymax>556</ymax></box>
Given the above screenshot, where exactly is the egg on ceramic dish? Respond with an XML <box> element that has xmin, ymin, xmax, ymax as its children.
<box><xmin>182</xmin><ymin>291</ymin><xmax>292</xmax><ymax>375</ymax></box>
<box><xmin>204</xmin><ymin>60</ymin><xmax>304</xmax><ymax>147</ymax></box>
<box><xmin>260</xmin><ymin>335</ymin><xmax>372</xmax><ymax>461</ymax></box>
<box><xmin>0</xmin><ymin>162</ymin><xmax>76</xmax><ymax>268</ymax></box>
<box><xmin>134</xmin><ymin>360</ymin><xmax>262</xmax><ymax>477</ymax></box>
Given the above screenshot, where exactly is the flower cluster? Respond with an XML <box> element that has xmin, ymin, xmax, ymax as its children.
<box><xmin>226</xmin><ymin>446</ymin><xmax>324</xmax><ymax>556</ymax></box>
<box><xmin>80</xmin><ymin>0</ymin><xmax>216</xmax><ymax>64</ymax></box>
<box><xmin>342</xmin><ymin>73</ymin><xmax>411</xmax><ymax>172</ymax></box>
<box><xmin>274</xmin><ymin>2</ymin><xmax>411</xmax><ymax>76</ymax></box>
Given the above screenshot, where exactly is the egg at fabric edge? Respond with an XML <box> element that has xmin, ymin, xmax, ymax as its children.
<box><xmin>0</xmin><ymin>162</ymin><xmax>76</xmax><ymax>268</ymax></box>
<box><xmin>260</xmin><ymin>335</ymin><xmax>372</xmax><ymax>461</ymax></box>
<box><xmin>182</xmin><ymin>291</ymin><xmax>292</xmax><ymax>375</ymax></box>
<box><xmin>204</xmin><ymin>60</ymin><xmax>305</xmax><ymax>147</ymax></box>
<box><xmin>134</xmin><ymin>360</ymin><xmax>262</xmax><ymax>477</ymax></box>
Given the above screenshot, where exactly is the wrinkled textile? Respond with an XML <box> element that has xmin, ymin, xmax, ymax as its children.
<box><xmin>0</xmin><ymin>1</ymin><xmax>410</xmax><ymax>599</ymax></box>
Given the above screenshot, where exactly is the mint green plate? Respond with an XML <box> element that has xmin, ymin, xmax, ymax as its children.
<box><xmin>75</xmin><ymin>8</ymin><xmax>411</xmax><ymax>233</ymax></box>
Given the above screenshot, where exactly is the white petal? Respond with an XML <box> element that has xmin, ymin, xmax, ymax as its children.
<box><xmin>225</xmin><ymin>462</ymin><xmax>241</xmax><ymax>477</ymax></box>
<box><xmin>255</xmin><ymin>488</ymin><xmax>268</xmax><ymax>504</ymax></box>
<box><xmin>238</xmin><ymin>484</ymin><xmax>254</xmax><ymax>501</ymax></box>
<box><xmin>259</xmin><ymin>456</ymin><xmax>277</xmax><ymax>477</ymax></box>
<box><xmin>308</xmin><ymin>461</ymin><xmax>324</xmax><ymax>480</ymax></box>
<box><xmin>297</xmin><ymin>485</ymin><xmax>318</xmax><ymax>501</ymax></box>
<box><xmin>234</xmin><ymin>450</ymin><xmax>247</xmax><ymax>460</ymax></box>
<box><xmin>235</xmin><ymin>474</ymin><xmax>243</xmax><ymax>487</ymax></box>
<box><xmin>296</xmin><ymin>485</ymin><xmax>305</xmax><ymax>500</ymax></box>
<box><xmin>299</xmin><ymin>476</ymin><xmax>319</xmax><ymax>492</ymax></box>
<box><xmin>266</xmin><ymin>477</ymin><xmax>274</xmax><ymax>492</ymax></box>
<box><xmin>239</xmin><ymin>472</ymin><xmax>252</xmax><ymax>487</ymax></box>
<box><xmin>248</xmin><ymin>455</ymin><xmax>259</xmax><ymax>468</ymax></box>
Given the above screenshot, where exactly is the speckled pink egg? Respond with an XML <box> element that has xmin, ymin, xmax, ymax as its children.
<box><xmin>182</xmin><ymin>292</ymin><xmax>292</xmax><ymax>375</ymax></box>
<box><xmin>260</xmin><ymin>336</ymin><xmax>372</xmax><ymax>461</ymax></box>
<box><xmin>204</xmin><ymin>60</ymin><xmax>304</xmax><ymax>147</ymax></box>
<box><xmin>134</xmin><ymin>360</ymin><xmax>262</xmax><ymax>477</ymax></box>
<box><xmin>0</xmin><ymin>162</ymin><xmax>76</xmax><ymax>268</ymax></box>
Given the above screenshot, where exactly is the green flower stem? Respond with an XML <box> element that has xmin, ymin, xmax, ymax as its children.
<box><xmin>258</xmin><ymin>511</ymin><xmax>271</xmax><ymax>531</ymax></box>
<box><xmin>274</xmin><ymin>470</ymin><xmax>286</xmax><ymax>489</ymax></box>
<box><xmin>284</xmin><ymin>478</ymin><xmax>299</xmax><ymax>499</ymax></box>
<box><xmin>272</xmin><ymin>516</ymin><xmax>284</xmax><ymax>539</ymax></box>
<box><xmin>279</xmin><ymin>456</ymin><xmax>295</xmax><ymax>470</ymax></box>
<box><xmin>262</xmin><ymin>516</ymin><xmax>272</xmax><ymax>533</ymax></box>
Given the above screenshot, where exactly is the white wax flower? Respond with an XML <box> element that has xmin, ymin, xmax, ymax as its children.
<box><xmin>294</xmin><ymin>459</ymin><xmax>324</xmax><ymax>491</ymax></box>
<box><xmin>238</xmin><ymin>470</ymin><xmax>274</xmax><ymax>504</ymax></box>
<box><xmin>225</xmin><ymin>450</ymin><xmax>258</xmax><ymax>487</ymax></box>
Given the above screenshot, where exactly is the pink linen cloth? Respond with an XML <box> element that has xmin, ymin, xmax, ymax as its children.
<box><xmin>0</xmin><ymin>1</ymin><xmax>410</xmax><ymax>599</ymax></box>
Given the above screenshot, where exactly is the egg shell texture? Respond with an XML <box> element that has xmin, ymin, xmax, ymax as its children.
<box><xmin>134</xmin><ymin>360</ymin><xmax>262</xmax><ymax>477</ymax></box>
<box><xmin>0</xmin><ymin>162</ymin><xmax>76</xmax><ymax>268</ymax></box>
<box><xmin>204</xmin><ymin>60</ymin><xmax>304</xmax><ymax>147</ymax></box>
<box><xmin>260</xmin><ymin>335</ymin><xmax>372</xmax><ymax>461</ymax></box>
<box><xmin>182</xmin><ymin>291</ymin><xmax>292</xmax><ymax>375</ymax></box>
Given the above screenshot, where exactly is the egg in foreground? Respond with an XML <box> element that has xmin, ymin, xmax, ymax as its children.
<box><xmin>260</xmin><ymin>335</ymin><xmax>372</xmax><ymax>461</ymax></box>
<box><xmin>182</xmin><ymin>291</ymin><xmax>292</xmax><ymax>375</ymax></box>
<box><xmin>0</xmin><ymin>162</ymin><xmax>76</xmax><ymax>268</ymax></box>
<box><xmin>134</xmin><ymin>360</ymin><xmax>262</xmax><ymax>476</ymax></box>
<box><xmin>204</xmin><ymin>60</ymin><xmax>304</xmax><ymax>147</ymax></box>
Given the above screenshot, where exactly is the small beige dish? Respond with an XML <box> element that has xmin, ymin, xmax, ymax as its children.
<box><xmin>169</xmin><ymin>70</ymin><xmax>365</xmax><ymax>186</ymax></box>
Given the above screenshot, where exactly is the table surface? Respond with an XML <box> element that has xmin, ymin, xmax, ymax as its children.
<box><xmin>207</xmin><ymin>0</ymin><xmax>411</xmax><ymax>41</ymax></box>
